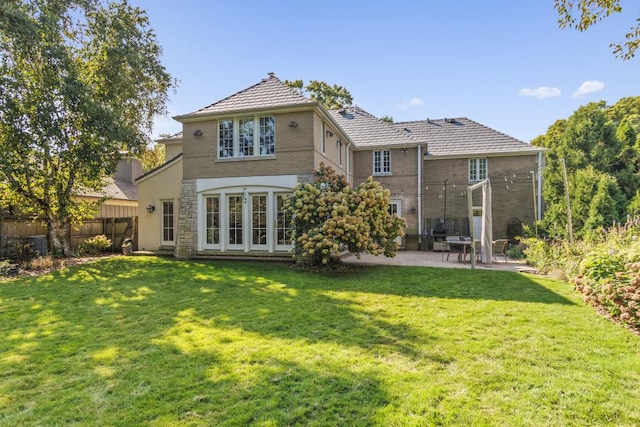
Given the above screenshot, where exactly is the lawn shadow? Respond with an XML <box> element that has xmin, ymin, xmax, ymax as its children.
<box><xmin>300</xmin><ymin>264</ymin><xmax>577</xmax><ymax>306</ymax></box>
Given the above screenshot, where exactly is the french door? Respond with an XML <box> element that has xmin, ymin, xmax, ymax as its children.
<box><xmin>202</xmin><ymin>191</ymin><xmax>292</xmax><ymax>252</ymax></box>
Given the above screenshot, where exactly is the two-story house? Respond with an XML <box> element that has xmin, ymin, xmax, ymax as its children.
<box><xmin>136</xmin><ymin>73</ymin><xmax>544</xmax><ymax>258</ymax></box>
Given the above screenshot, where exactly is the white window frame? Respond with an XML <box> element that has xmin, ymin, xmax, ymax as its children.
<box><xmin>218</xmin><ymin>115</ymin><xmax>275</xmax><ymax>159</ymax></box>
<box><xmin>469</xmin><ymin>158</ymin><xmax>488</xmax><ymax>182</ymax></box>
<box><xmin>373</xmin><ymin>150</ymin><xmax>391</xmax><ymax>175</ymax></box>
<box><xmin>160</xmin><ymin>199</ymin><xmax>176</xmax><ymax>245</ymax></box>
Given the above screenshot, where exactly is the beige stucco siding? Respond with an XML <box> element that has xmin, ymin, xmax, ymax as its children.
<box><xmin>137</xmin><ymin>158</ymin><xmax>183</xmax><ymax>251</ymax></box>
<box><xmin>181</xmin><ymin>111</ymin><xmax>316</xmax><ymax>180</ymax></box>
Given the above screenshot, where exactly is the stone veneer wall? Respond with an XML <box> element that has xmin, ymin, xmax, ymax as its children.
<box><xmin>175</xmin><ymin>179</ymin><xmax>197</xmax><ymax>259</ymax></box>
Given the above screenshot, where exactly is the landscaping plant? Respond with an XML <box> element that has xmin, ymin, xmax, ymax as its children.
<box><xmin>285</xmin><ymin>163</ymin><xmax>405</xmax><ymax>266</ymax></box>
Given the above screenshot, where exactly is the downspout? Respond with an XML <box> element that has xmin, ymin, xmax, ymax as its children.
<box><xmin>417</xmin><ymin>144</ymin><xmax>423</xmax><ymax>250</ymax></box>
<box><xmin>346</xmin><ymin>141</ymin><xmax>353</xmax><ymax>184</ymax></box>
<box><xmin>537</xmin><ymin>151</ymin><xmax>544</xmax><ymax>220</ymax></box>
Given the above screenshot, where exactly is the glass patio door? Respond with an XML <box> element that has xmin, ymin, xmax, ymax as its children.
<box><xmin>227</xmin><ymin>195</ymin><xmax>243</xmax><ymax>249</ymax></box>
<box><xmin>251</xmin><ymin>194</ymin><xmax>268</xmax><ymax>250</ymax></box>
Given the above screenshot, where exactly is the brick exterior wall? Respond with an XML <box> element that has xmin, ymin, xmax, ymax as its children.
<box><xmin>181</xmin><ymin>110</ymin><xmax>318</xmax><ymax>180</ymax></box>
<box><xmin>423</xmin><ymin>155</ymin><xmax>539</xmax><ymax>239</ymax></box>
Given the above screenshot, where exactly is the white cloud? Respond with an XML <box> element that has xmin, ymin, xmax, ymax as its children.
<box><xmin>396</xmin><ymin>97</ymin><xmax>425</xmax><ymax>110</ymax></box>
<box><xmin>517</xmin><ymin>87</ymin><xmax>562</xmax><ymax>100</ymax></box>
<box><xmin>571</xmin><ymin>80</ymin><xmax>605</xmax><ymax>98</ymax></box>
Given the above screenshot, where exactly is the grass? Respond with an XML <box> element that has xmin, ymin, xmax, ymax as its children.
<box><xmin>1</xmin><ymin>256</ymin><xmax>639</xmax><ymax>426</ymax></box>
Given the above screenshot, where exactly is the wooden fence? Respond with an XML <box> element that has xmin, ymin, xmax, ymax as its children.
<box><xmin>0</xmin><ymin>215</ymin><xmax>137</xmax><ymax>259</ymax></box>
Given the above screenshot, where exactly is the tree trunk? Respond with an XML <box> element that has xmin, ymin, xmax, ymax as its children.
<box><xmin>47</xmin><ymin>215</ymin><xmax>71</xmax><ymax>257</ymax></box>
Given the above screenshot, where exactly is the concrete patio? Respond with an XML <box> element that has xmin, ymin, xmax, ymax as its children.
<box><xmin>342</xmin><ymin>250</ymin><xmax>535</xmax><ymax>273</ymax></box>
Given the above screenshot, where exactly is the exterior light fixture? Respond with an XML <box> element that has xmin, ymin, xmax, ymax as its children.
<box><xmin>146</xmin><ymin>204</ymin><xmax>155</xmax><ymax>213</ymax></box>
<box><xmin>288</xmin><ymin>121</ymin><xmax>298</xmax><ymax>127</ymax></box>
<box><xmin>410</xmin><ymin>207</ymin><xmax>416</xmax><ymax>214</ymax></box>
<box><xmin>193</xmin><ymin>129</ymin><xmax>203</xmax><ymax>137</ymax></box>
<box><xmin>326</xmin><ymin>130</ymin><xmax>333</xmax><ymax>137</ymax></box>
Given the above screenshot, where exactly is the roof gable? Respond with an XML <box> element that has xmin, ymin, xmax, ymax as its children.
<box><xmin>184</xmin><ymin>74</ymin><xmax>312</xmax><ymax>117</ymax></box>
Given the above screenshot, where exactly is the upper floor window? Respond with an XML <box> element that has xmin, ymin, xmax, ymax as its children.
<box><xmin>218</xmin><ymin>116</ymin><xmax>275</xmax><ymax>159</ymax></box>
<box><xmin>469</xmin><ymin>158</ymin><xmax>487</xmax><ymax>181</ymax></box>
<box><xmin>373</xmin><ymin>150</ymin><xmax>391</xmax><ymax>175</ymax></box>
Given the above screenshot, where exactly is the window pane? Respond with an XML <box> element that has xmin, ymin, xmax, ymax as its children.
<box><xmin>374</xmin><ymin>150</ymin><xmax>390</xmax><ymax>173</ymax></box>
<box><xmin>239</xmin><ymin>118</ymin><xmax>254</xmax><ymax>156</ymax></box>
<box><xmin>276</xmin><ymin>195</ymin><xmax>293</xmax><ymax>245</ymax></box>
<box><xmin>163</xmin><ymin>201</ymin><xmax>174</xmax><ymax>242</ymax></box>
<box><xmin>228</xmin><ymin>196</ymin><xmax>243</xmax><ymax>245</ymax></box>
<box><xmin>252</xmin><ymin>195</ymin><xmax>267</xmax><ymax>245</ymax></box>
<box><xmin>206</xmin><ymin>196</ymin><xmax>220</xmax><ymax>244</ymax></box>
<box><xmin>219</xmin><ymin>120</ymin><xmax>233</xmax><ymax>158</ymax></box>
<box><xmin>259</xmin><ymin>116</ymin><xmax>275</xmax><ymax>155</ymax></box>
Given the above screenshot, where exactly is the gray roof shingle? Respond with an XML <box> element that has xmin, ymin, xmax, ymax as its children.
<box><xmin>186</xmin><ymin>74</ymin><xmax>312</xmax><ymax>117</ymax></box>
<box><xmin>328</xmin><ymin>106</ymin><xmax>422</xmax><ymax>148</ymax></box>
<box><xmin>392</xmin><ymin>118</ymin><xmax>543</xmax><ymax>157</ymax></box>
<box><xmin>82</xmin><ymin>177</ymin><xmax>138</xmax><ymax>201</ymax></box>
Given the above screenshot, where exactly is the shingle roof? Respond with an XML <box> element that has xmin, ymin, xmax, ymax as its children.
<box><xmin>185</xmin><ymin>74</ymin><xmax>312</xmax><ymax>117</ymax></box>
<box><xmin>328</xmin><ymin>106</ymin><xmax>422</xmax><ymax>148</ymax></box>
<box><xmin>392</xmin><ymin>118</ymin><xmax>543</xmax><ymax>157</ymax></box>
<box><xmin>82</xmin><ymin>177</ymin><xmax>138</xmax><ymax>201</ymax></box>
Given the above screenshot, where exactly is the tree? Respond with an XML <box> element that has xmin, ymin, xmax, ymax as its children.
<box><xmin>380</xmin><ymin>115</ymin><xmax>394</xmax><ymax>123</ymax></box>
<box><xmin>285</xmin><ymin>163</ymin><xmax>405</xmax><ymax>267</ymax></box>
<box><xmin>0</xmin><ymin>0</ymin><xmax>174</xmax><ymax>256</ymax></box>
<box><xmin>534</xmin><ymin>99</ymin><xmax>638</xmax><ymax>237</ymax></box>
<box><xmin>284</xmin><ymin>79</ymin><xmax>353</xmax><ymax>109</ymax></box>
<box><xmin>554</xmin><ymin>0</ymin><xmax>640</xmax><ymax>60</ymax></box>
<box><xmin>138</xmin><ymin>143</ymin><xmax>166</xmax><ymax>173</ymax></box>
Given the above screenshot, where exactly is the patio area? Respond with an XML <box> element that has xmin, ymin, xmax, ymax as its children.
<box><xmin>342</xmin><ymin>250</ymin><xmax>535</xmax><ymax>273</ymax></box>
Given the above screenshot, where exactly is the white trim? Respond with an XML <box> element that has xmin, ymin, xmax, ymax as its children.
<box><xmin>373</xmin><ymin>149</ymin><xmax>391</xmax><ymax>175</ymax></box>
<box><xmin>197</xmin><ymin>175</ymin><xmax>298</xmax><ymax>193</ymax></box>
<box><xmin>160</xmin><ymin>199</ymin><xmax>177</xmax><ymax>246</ymax></box>
<box><xmin>196</xmin><ymin>176</ymin><xmax>296</xmax><ymax>253</ymax></box>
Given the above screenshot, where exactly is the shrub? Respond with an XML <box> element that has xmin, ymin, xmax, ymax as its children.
<box><xmin>24</xmin><ymin>256</ymin><xmax>55</xmax><ymax>271</ymax></box>
<box><xmin>79</xmin><ymin>235</ymin><xmax>112</xmax><ymax>255</ymax></box>
<box><xmin>285</xmin><ymin>163</ymin><xmax>405</xmax><ymax>267</ymax></box>
<box><xmin>0</xmin><ymin>259</ymin><xmax>19</xmax><ymax>276</ymax></box>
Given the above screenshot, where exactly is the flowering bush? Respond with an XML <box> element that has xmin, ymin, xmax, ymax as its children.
<box><xmin>526</xmin><ymin>217</ymin><xmax>640</xmax><ymax>331</ymax></box>
<box><xmin>285</xmin><ymin>163</ymin><xmax>406</xmax><ymax>267</ymax></box>
<box><xmin>79</xmin><ymin>234</ymin><xmax>112</xmax><ymax>255</ymax></box>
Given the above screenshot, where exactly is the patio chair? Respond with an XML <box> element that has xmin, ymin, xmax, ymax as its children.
<box><xmin>492</xmin><ymin>239</ymin><xmax>509</xmax><ymax>263</ymax></box>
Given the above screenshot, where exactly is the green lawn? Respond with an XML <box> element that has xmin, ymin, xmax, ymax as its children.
<box><xmin>1</xmin><ymin>257</ymin><xmax>639</xmax><ymax>426</ymax></box>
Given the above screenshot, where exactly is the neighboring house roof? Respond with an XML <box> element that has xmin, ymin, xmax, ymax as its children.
<box><xmin>156</xmin><ymin>132</ymin><xmax>183</xmax><ymax>143</ymax></box>
<box><xmin>392</xmin><ymin>118</ymin><xmax>544</xmax><ymax>157</ymax></box>
<box><xmin>82</xmin><ymin>177</ymin><xmax>138</xmax><ymax>201</ymax></box>
<box><xmin>178</xmin><ymin>74</ymin><xmax>313</xmax><ymax>118</ymax></box>
<box><xmin>328</xmin><ymin>106</ymin><xmax>423</xmax><ymax>148</ymax></box>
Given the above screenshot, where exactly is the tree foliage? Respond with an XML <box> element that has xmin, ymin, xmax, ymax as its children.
<box><xmin>284</xmin><ymin>79</ymin><xmax>353</xmax><ymax>110</ymax></box>
<box><xmin>554</xmin><ymin>0</ymin><xmax>640</xmax><ymax>60</ymax></box>
<box><xmin>138</xmin><ymin>143</ymin><xmax>165</xmax><ymax>173</ymax></box>
<box><xmin>0</xmin><ymin>0</ymin><xmax>174</xmax><ymax>256</ymax></box>
<box><xmin>285</xmin><ymin>163</ymin><xmax>405</xmax><ymax>267</ymax></box>
<box><xmin>533</xmin><ymin>97</ymin><xmax>640</xmax><ymax>237</ymax></box>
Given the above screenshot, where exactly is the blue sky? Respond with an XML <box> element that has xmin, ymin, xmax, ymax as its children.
<box><xmin>132</xmin><ymin>0</ymin><xmax>638</xmax><ymax>143</ymax></box>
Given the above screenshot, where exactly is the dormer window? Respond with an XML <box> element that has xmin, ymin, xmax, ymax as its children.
<box><xmin>218</xmin><ymin>116</ymin><xmax>275</xmax><ymax>159</ymax></box>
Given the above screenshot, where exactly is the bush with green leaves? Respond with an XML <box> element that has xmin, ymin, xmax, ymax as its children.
<box><xmin>526</xmin><ymin>217</ymin><xmax>640</xmax><ymax>330</ymax></box>
<box><xmin>78</xmin><ymin>235</ymin><xmax>112</xmax><ymax>255</ymax></box>
<box><xmin>285</xmin><ymin>163</ymin><xmax>406</xmax><ymax>266</ymax></box>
